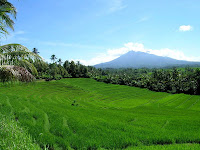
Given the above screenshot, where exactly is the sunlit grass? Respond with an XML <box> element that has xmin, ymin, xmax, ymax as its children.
<box><xmin>0</xmin><ymin>114</ymin><xmax>40</xmax><ymax>150</ymax></box>
<box><xmin>0</xmin><ymin>78</ymin><xmax>200</xmax><ymax>149</ymax></box>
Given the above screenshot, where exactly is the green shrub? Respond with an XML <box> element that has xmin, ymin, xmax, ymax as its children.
<box><xmin>0</xmin><ymin>67</ymin><xmax>15</xmax><ymax>82</ymax></box>
<box><xmin>0</xmin><ymin>66</ymin><xmax>35</xmax><ymax>83</ymax></box>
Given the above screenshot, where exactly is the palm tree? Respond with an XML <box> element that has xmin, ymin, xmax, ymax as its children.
<box><xmin>50</xmin><ymin>54</ymin><xmax>57</xmax><ymax>63</ymax></box>
<box><xmin>0</xmin><ymin>44</ymin><xmax>43</xmax><ymax>75</ymax></box>
<box><xmin>0</xmin><ymin>0</ymin><xmax>17</xmax><ymax>36</ymax></box>
<box><xmin>32</xmin><ymin>48</ymin><xmax>39</xmax><ymax>54</ymax></box>
<box><xmin>58</xmin><ymin>58</ymin><xmax>62</xmax><ymax>65</ymax></box>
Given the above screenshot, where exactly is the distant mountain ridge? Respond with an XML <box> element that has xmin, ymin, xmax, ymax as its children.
<box><xmin>94</xmin><ymin>51</ymin><xmax>200</xmax><ymax>68</ymax></box>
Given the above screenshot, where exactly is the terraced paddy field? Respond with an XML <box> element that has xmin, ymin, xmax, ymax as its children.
<box><xmin>0</xmin><ymin>78</ymin><xmax>200</xmax><ymax>149</ymax></box>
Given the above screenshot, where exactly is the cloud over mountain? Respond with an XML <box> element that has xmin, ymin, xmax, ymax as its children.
<box><xmin>79</xmin><ymin>43</ymin><xmax>200</xmax><ymax>66</ymax></box>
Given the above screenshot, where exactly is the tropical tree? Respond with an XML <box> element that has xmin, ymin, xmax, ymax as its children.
<box><xmin>63</xmin><ymin>60</ymin><xmax>70</xmax><ymax>71</ymax></box>
<box><xmin>58</xmin><ymin>58</ymin><xmax>62</xmax><ymax>65</ymax></box>
<box><xmin>49</xmin><ymin>63</ymin><xmax>59</xmax><ymax>79</ymax></box>
<box><xmin>32</xmin><ymin>48</ymin><xmax>39</xmax><ymax>54</ymax></box>
<box><xmin>68</xmin><ymin>61</ymin><xmax>77</xmax><ymax>78</ymax></box>
<box><xmin>0</xmin><ymin>0</ymin><xmax>17</xmax><ymax>36</ymax></box>
<box><xmin>33</xmin><ymin>59</ymin><xmax>49</xmax><ymax>77</ymax></box>
<box><xmin>50</xmin><ymin>54</ymin><xmax>57</xmax><ymax>63</ymax></box>
<box><xmin>0</xmin><ymin>44</ymin><xmax>43</xmax><ymax>75</ymax></box>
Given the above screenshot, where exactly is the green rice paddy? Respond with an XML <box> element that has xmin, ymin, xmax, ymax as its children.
<box><xmin>0</xmin><ymin>78</ymin><xmax>200</xmax><ymax>149</ymax></box>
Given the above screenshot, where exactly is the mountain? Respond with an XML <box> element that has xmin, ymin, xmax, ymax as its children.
<box><xmin>94</xmin><ymin>51</ymin><xmax>200</xmax><ymax>68</ymax></box>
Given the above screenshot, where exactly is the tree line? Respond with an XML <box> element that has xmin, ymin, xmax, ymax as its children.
<box><xmin>91</xmin><ymin>67</ymin><xmax>200</xmax><ymax>95</ymax></box>
<box><xmin>34</xmin><ymin>53</ymin><xmax>90</xmax><ymax>80</ymax></box>
<box><xmin>35</xmin><ymin>53</ymin><xmax>200</xmax><ymax>95</ymax></box>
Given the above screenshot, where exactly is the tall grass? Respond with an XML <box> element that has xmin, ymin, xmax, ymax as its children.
<box><xmin>0</xmin><ymin>114</ymin><xmax>40</xmax><ymax>150</ymax></box>
<box><xmin>126</xmin><ymin>143</ymin><xmax>200</xmax><ymax>150</ymax></box>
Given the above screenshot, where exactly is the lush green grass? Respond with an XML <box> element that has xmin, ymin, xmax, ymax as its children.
<box><xmin>126</xmin><ymin>143</ymin><xmax>200</xmax><ymax>150</ymax></box>
<box><xmin>0</xmin><ymin>78</ymin><xmax>200</xmax><ymax>149</ymax></box>
<box><xmin>0</xmin><ymin>114</ymin><xmax>40</xmax><ymax>150</ymax></box>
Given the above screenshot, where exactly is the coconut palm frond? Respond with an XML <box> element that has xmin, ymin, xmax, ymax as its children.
<box><xmin>0</xmin><ymin>6</ymin><xmax>16</xmax><ymax>17</ymax></box>
<box><xmin>0</xmin><ymin>0</ymin><xmax>17</xmax><ymax>35</ymax></box>
<box><xmin>1</xmin><ymin>13</ymin><xmax>14</xmax><ymax>30</ymax></box>
<box><xmin>0</xmin><ymin>44</ymin><xmax>44</xmax><ymax>76</ymax></box>
<box><xmin>17</xmin><ymin>59</ymin><xmax>38</xmax><ymax>76</ymax></box>
<box><xmin>2</xmin><ymin>1</ymin><xmax>17</xmax><ymax>18</ymax></box>
<box><xmin>0</xmin><ymin>44</ymin><xmax>42</xmax><ymax>60</ymax></box>
<box><xmin>4</xmin><ymin>51</ymin><xmax>31</xmax><ymax>57</ymax></box>
<box><xmin>0</xmin><ymin>1</ymin><xmax>17</xmax><ymax>17</ymax></box>
<box><xmin>0</xmin><ymin>22</ymin><xmax>8</xmax><ymax>35</ymax></box>
<box><xmin>0</xmin><ymin>44</ymin><xmax>30</xmax><ymax>53</ymax></box>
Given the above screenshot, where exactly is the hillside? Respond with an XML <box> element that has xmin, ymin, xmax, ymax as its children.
<box><xmin>0</xmin><ymin>78</ymin><xmax>200</xmax><ymax>149</ymax></box>
<box><xmin>94</xmin><ymin>51</ymin><xmax>200</xmax><ymax>68</ymax></box>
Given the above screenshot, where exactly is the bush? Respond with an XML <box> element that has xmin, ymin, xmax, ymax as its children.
<box><xmin>0</xmin><ymin>66</ymin><xmax>35</xmax><ymax>83</ymax></box>
<box><xmin>0</xmin><ymin>67</ymin><xmax>15</xmax><ymax>82</ymax></box>
<box><xmin>12</xmin><ymin>66</ymin><xmax>35</xmax><ymax>82</ymax></box>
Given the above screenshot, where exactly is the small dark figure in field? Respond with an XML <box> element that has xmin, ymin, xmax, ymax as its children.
<box><xmin>15</xmin><ymin>117</ymin><xmax>18</xmax><ymax>121</ymax></box>
<box><xmin>71</xmin><ymin>100</ymin><xmax>79</xmax><ymax>106</ymax></box>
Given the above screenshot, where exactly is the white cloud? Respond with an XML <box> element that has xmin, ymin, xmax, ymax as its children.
<box><xmin>108</xmin><ymin>0</ymin><xmax>127</xmax><ymax>13</ymax></box>
<box><xmin>179</xmin><ymin>25</ymin><xmax>193</xmax><ymax>31</ymax></box>
<box><xmin>79</xmin><ymin>53</ymin><xmax>117</xmax><ymax>66</ymax></box>
<box><xmin>78</xmin><ymin>42</ymin><xmax>200</xmax><ymax>66</ymax></box>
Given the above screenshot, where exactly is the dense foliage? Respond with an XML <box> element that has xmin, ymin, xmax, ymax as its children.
<box><xmin>0</xmin><ymin>66</ymin><xmax>14</xmax><ymax>82</ymax></box>
<box><xmin>91</xmin><ymin>67</ymin><xmax>200</xmax><ymax>95</ymax></box>
<box><xmin>35</xmin><ymin>59</ymin><xmax>89</xmax><ymax>80</ymax></box>
<box><xmin>0</xmin><ymin>44</ymin><xmax>43</xmax><ymax>75</ymax></box>
<box><xmin>0</xmin><ymin>66</ymin><xmax>35</xmax><ymax>82</ymax></box>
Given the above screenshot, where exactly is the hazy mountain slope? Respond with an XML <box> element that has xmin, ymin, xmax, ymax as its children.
<box><xmin>94</xmin><ymin>51</ymin><xmax>200</xmax><ymax>68</ymax></box>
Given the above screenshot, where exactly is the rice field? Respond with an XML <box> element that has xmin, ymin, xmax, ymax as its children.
<box><xmin>0</xmin><ymin>78</ymin><xmax>200</xmax><ymax>149</ymax></box>
<box><xmin>0</xmin><ymin>114</ymin><xmax>40</xmax><ymax>150</ymax></box>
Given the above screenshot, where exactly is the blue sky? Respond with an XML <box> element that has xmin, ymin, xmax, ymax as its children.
<box><xmin>3</xmin><ymin>0</ymin><xmax>200</xmax><ymax>65</ymax></box>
